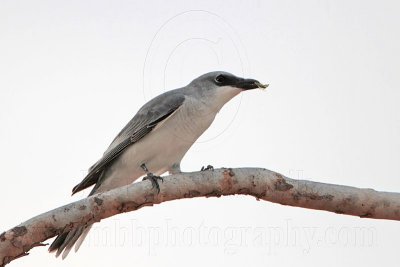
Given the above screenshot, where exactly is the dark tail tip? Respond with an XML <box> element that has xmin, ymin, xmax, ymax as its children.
<box><xmin>48</xmin><ymin>232</ymin><xmax>68</xmax><ymax>253</ymax></box>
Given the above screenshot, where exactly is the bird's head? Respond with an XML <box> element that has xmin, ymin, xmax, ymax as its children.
<box><xmin>188</xmin><ymin>71</ymin><xmax>268</xmax><ymax>111</ymax></box>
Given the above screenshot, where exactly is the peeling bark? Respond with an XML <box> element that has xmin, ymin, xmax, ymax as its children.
<box><xmin>1</xmin><ymin>167</ymin><xmax>400</xmax><ymax>266</ymax></box>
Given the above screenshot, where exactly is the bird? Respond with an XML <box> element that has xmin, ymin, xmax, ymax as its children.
<box><xmin>48</xmin><ymin>71</ymin><xmax>268</xmax><ymax>259</ymax></box>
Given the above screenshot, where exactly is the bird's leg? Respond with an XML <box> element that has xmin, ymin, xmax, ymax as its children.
<box><xmin>140</xmin><ymin>163</ymin><xmax>163</xmax><ymax>193</ymax></box>
<box><xmin>169</xmin><ymin>163</ymin><xmax>182</xmax><ymax>175</ymax></box>
<box><xmin>201</xmin><ymin>165</ymin><xmax>214</xmax><ymax>171</ymax></box>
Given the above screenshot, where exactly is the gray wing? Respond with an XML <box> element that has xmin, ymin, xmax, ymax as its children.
<box><xmin>71</xmin><ymin>89</ymin><xmax>185</xmax><ymax>195</ymax></box>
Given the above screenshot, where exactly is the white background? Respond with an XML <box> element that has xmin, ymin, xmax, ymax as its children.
<box><xmin>1</xmin><ymin>1</ymin><xmax>400</xmax><ymax>266</ymax></box>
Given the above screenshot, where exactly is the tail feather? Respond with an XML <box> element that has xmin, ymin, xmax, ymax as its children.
<box><xmin>75</xmin><ymin>225</ymin><xmax>92</xmax><ymax>252</ymax></box>
<box><xmin>60</xmin><ymin>227</ymin><xmax>83</xmax><ymax>259</ymax></box>
<box><xmin>48</xmin><ymin>232</ymin><xmax>68</xmax><ymax>253</ymax></box>
<box><xmin>49</xmin><ymin>225</ymin><xmax>92</xmax><ymax>259</ymax></box>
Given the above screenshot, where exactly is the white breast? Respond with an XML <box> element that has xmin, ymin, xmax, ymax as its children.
<box><xmin>95</xmin><ymin>96</ymin><xmax>217</xmax><ymax>192</ymax></box>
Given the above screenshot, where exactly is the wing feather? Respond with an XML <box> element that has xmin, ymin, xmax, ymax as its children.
<box><xmin>71</xmin><ymin>90</ymin><xmax>185</xmax><ymax>195</ymax></box>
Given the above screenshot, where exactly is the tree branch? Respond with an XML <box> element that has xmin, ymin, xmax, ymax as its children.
<box><xmin>1</xmin><ymin>167</ymin><xmax>400</xmax><ymax>266</ymax></box>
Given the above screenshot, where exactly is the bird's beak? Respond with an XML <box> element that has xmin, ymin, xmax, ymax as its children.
<box><xmin>235</xmin><ymin>78</ymin><xmax>269</xmax><ymax>90</ymax></box>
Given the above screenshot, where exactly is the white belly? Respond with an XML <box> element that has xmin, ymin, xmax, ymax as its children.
<box><xmin>95</xmin><ymin>97</ymin><xmax>217</xmax><ymax>192</ymax></box>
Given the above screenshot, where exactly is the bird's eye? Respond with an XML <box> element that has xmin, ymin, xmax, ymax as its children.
<box><xmin>215</xmin><ymin>75</ymin><xmax>225</xmax><ymax>84</ymax></box>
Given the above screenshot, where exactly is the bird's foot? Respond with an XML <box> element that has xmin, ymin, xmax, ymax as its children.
<box><xmin>142</xmin><ymin>173</ymin><xmax>163</xmax><ymax>193</ymax></box>
<box><xmin>141</xmin><ymin>163</ymin><xmax>163</xmax><ymax>193</ymax></box>
<box><xmin>201</xmin><ymin>165</ymin><xmax>214</xmax><ymax>171</ymax></box>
